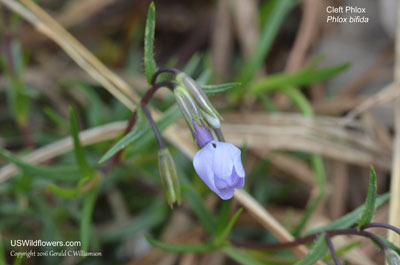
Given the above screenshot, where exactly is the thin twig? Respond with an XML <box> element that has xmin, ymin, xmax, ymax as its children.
<box><xmin>326</xmin><ymin>235</ymin><xmax>341</xmax><ymax>265</ymax></box>
<box><xmin>362</xmin><ymin>222</ymin><xmax>400</xmax><ymax>236</ymax></box>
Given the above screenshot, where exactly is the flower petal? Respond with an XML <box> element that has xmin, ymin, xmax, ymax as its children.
<box><xmin>216</xmin><ymin>187</ymin><xmax>235</xmax><ymax>200</ymax></box>
<box><xmin>233</xmin><ymin>152</ymin><xmax>245</xmax><ymax>178</ymax></box>
<box><xmin>193</xmin><ymin>143</ymin><xmax>217</xmax><ymax>192</ymax></box>
<box><xmin>212</xmin><ymin>141</ymin><xmax>235</xmax><ymax>179</ymax></box>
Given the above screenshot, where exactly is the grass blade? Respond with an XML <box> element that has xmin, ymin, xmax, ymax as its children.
<box><xmin>215</xmin><ymin>208</ymin><xmax>243</xmax><ymax>245</ymax></box>
<box><xmin>0</xmin><ymin>149</ymin><xmax>81</xmax><ymax>181</ymax></box>
<box><xmin>0</xmin><ymin>234</ymin><xmax>5</xmax><ymax>265</ymax></box>
<box><xmin>70</xmin><ymin>108</ymin><xmax>94</xmax><ymax>178</ymax></box>
<box><xmin>98</xmin><ymin>108</ymin><xmax>148</xmax><ymax>164</ymax></box>
<box><xmin>232</xmin><ymin>0</ymin><xmax>297</xmax><ymax>101</ymax></box>
<box><xmin>80</xmin><ymin>188</ymin><xmax>98</xmax><ymax>252</ymax></box>
<box><xmin>144</xmin><ymin>2</ymin><xmax>157</xmax><ymax>84</ymax></box>
<box><xmin>294</xmin><ymin>234</ymin><xmax>328</xmax><ymax>265</ymax></box>
<box><xmin>307</xmin><ymin>192</ymin><xmax>390</xmax><ymax>234</ymax></box>
<box><xmin>358</xmin><ymin>166</ymin><xmax>378</xmax><ymax>229</ymax></box>
<box><xmin>251</xmin><ymin>63</ymin><xmax>350</xmax><ymax>94</ymax></box>
<box><xmin>223</xmin><ymin>246</ymin><xmax>265</xmax><ymax>265</ymax></box>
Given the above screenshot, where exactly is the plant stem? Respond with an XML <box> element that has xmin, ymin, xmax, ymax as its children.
<box><xmin>141</xmin><ymin>81</ymin><xmax>176</xmax><ymax>105</ymax></box>
<box><xmin>141</xmin><ymin>103</ymin><xmax>165</xmax><ymax>150</ymax></box>
<box><xmin>325</xmin><ymin>235</ymin><xmax>341</xmax><ymax>265</ymax></box>
<box><xmin>232</xmin><ymin>227</ymin><xmax>391</xmax><ymax>251</ymax></box>
<box><xmin>362</xmin><ymin>222</ymin><xmax>400</xmax><ymax>236</ymax></box>
<box><xmin>151</xmin><ymin>67</ymin><xmax>181</xmax><ymax>86</ymax></box>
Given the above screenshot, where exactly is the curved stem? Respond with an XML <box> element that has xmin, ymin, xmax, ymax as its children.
<box><xmin>232</xmin><ymin>227</ymin><xmax>391</xmax><ymax>251</ymax></box>
<box><xmin>325</xmin><ymin>235</ymin><xmax>341</xmax><ymax>265</ymax></box>
<box><xmin>141</xmin><ymin>103</ymin><xmax>165</xmax><ymax>150</ymax></box>
<box><xmin>151</xmin><ymin>67</ymin><xmax>181</xmax><ymax>86</ymax></box>
<box><xmin>141</xmin><ymin>81</ymin><xmax>176</xmax><ymax>105</ymax></box>
<box><xmin>362</xmin><ymin>222</ymin><xmax>400</xmax><ymax>237</ymax></box>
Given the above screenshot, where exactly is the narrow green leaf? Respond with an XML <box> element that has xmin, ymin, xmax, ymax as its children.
<box><xmin>215</xmin><ymin>200</ymin><xmax>232</xmax><ymax>236</ymax></box>
<box><xmin>125</xmin><ymin>105</ymin><xmax>181</xmax><ymax>157</ymax></box>
<box><xmin>202</xmin><ymin>82</ymin><xmax>241</xmax><ymax>95</ymax></box>
<box><xmin>223</xmin><ymin>246</ymin><xmax>265</xmax><ymax>265</ymax></box>
<box><xmin>98</xmin><ymin>108</ymin><xmax>148</xmax><ymax>164</ymax></box>
<box><xmin>358</xmin><ymin>166</ymin><xmax>378</xmax><ymax>228</ymax></box>
<box><xmin>70</xmin><ymin>108</ymin><xmax>94</xmax><ymax>178</ymax></box>
<box><xmin>378</xmin><ymin>236</ymin><xmax>400</xmax><ymax>255</ymax></box>
<box><xmin>146</xmin><ymin>237</ymin><xmax>217</xmax><ymax>253</ymax></box>
<box><xmin>101</xmin><ymin>202</ymin><xmax>167</xmax><ymax>242</ymax></box>
<box><xmin>238</xmin><ymin>0</ymin><xmax>296</xmax><ymax>86</ymax></box>
<box><xmin>43</xmin><ymin>107</ymin><xmax>69</xmax><ymax>131</ymax></box>
<box><xmin>183</xmin><ymin>53</ymin><xmax>202</xmax><ymax>75</ymax></box>
<box><xmin>0</xmin><ymin>234</ymin><xmax>5</xmax><ymax>265</ymax></box>
<box><xmin>307</xmin><ymin>192</ymin><xmax>390</xmax><ymax>235</ymax></box>
<box><xmin>80</xmin><ymin>188</ymin><xmax>98</xmax><ymax>252</ymax></box>
<box><xmin>12</xmin><ymin>256</ymin><xmax>23</xmax><ymax>265</ymax></box>
<box><xmin>216</xmin><ymin>208</ymin><xmax>243</xmax><ymax>244</ymax></box>
<box><xmin>232</xmin><ymin>0</ymin><xmax>297</xmax><ymax>102</ymax></box>
<box><xmin>293</xmin><ymin>193</ymin><xmax>324</xmax><ymax>237</ymax></box>
<box><xmin>48</xmin><ymin>184</ymin><xmax>80</xmax><ymax>198</ymax></box>
<box><xmin>144</xmin><ymin>2</ymin><xmax>157</xmax><ymax>84</ymax></box>
<box><xmin>294</xmin><ymin>234</ymin><xmax>328</xmax><ymax>265</ymax></box>
<box><xmin>183</xmin><ymin>188</ymin><xmax>216</xmax><ymax>235</ymax></box>
<box><xmin>0</xmin><ymin>149</ymin><xmax>81</xmax><ymax>181</ymax></box>
<box><xmin>251</xmin><ymin>63</ymin><xmax>351</xmax><ymax>94</ymax></box>
<box><xmin>323</xmin><ymin>240</ymin><xmax>361</xmax><ymax>262</ymax></box>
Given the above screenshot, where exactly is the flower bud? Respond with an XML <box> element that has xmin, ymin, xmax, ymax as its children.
<box><xmin>192</xmin><ymin>120</ymin><xmax>213</xmax><ymax>148</ymax></box>
<box><xmin>176</xmin><ymin>72</ymin><xmax>221</xmax><ymax>129</ymax></box>
<box><xmin>174</xmin><ymin>85</ymin><xmax>202</xmax><ymax>130</ymax></box>
<box><xmin>158</xmin><ymin>148</ymin><xmax>181</xmax><ymax>207</ymax></box>
<box><xmin>385</xmin><ymin>249</ymin><xmax>400</xmax><ymax>265</ymax></box>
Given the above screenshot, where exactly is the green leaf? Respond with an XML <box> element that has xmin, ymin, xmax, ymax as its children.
<box><xmin>215</xmin><ymin>200</ymin><xmax>232</xmax><ymax>236</ymax></box>
<box><xmin>358</xmin><ymin>166</ymin><xmax>378</xmax><ymax>229</ymax></box>
<box><xmin>43</xmin><ymin>107</ymin><xmax>69</xmax><ymax>131</ymax></box>
<box><xmin>378</xmin><ymin>236</ymin><xmax>400</xmax><ymax>255</ymax></box>
<box><xmin>146</xmin><ymin>237</ymin><xmax>217</xmax><ymax>253</ymax></box>
<box><xmin>202</xmin><ymin>82</ymin><xmax>241</xmax><ymax>95</ymax></box>
<box><xmin>98</xmin><ymin>108</ymin><xmax>148</xmax><ymax>164</ymax></box>
<box><xmin>251</xmin><ymin>63</ymin><xmax>350</xmax><ymax>94</ymax></box>
<box><xmin>232</xmin><ymin>0</ymin><xmax>297</xmax><ymax>102</ymax></box>
<box><xmin>0</xmin><ymin>234</ymin><xmax>5</xmax><ymax>265</ymax></box>
<box><xmin>183</xmin><ymin>188</ymin><xmax>216</xmax><ymax>236</ymax></box>
<box><xmin>0</xmin><ymin>148</ymin><xmax>81</xmax><ymax>181</ymax></box>
<box><xmin>307</xmin><ymin>192</ymin><xmax>390</xmax><ymax>235</ymax></box>
<box><xmin>294</xmin><ymin>234</ymin><xmax>328</xmax><ymax>265</ymax></box>
<box><xmin>48</xmin><ymin>184</ymin><xmax>80</xmax><ymax>198</ymax></box>
<box><xmin>80</xmin><ymin>188</ymin><xmax>98</xmax><ymax>252</ymax></box>
<box><xmin>238</xmin><ymin>0</ymin><xmax>296</xmax><ymax>86</ymax></box>
<box><xmin>323</xmin><ymin>240</ymin><xmax>361</xmax><ymax>262</ymax></box>
<box><xmin>70</xmin><ymin>108</ymin><xmax>94</xmax><ymax>178</ymax></box>
<box><xmin>144</xmin><ymin>2</ymin><xmax>157</xmax><ymax>84</ymax></box>
<box><xmin>223</xmin><ymin>246</ymin><xmax>265</xmax><ymax>265</ymax></box>
<box><xmin>100</xmin><ymin>202</ymin><xmax>167</xmax><ymax>242</ymax></box>
<box><xmin>293</xmin><ymin>192</ymin><xmax>324</xmax><ymax>237</ymax></box>
<box><xmin>125</xmin><ymin>105</ymin><xmax>181</xmax><ymax>157</ymax></box>
<box><xmin>215</xmin><ymin>208</ymin><xmax>243</xmax><ymax>245</ymax></box>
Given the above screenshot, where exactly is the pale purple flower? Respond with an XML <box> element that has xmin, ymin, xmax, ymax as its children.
<box><xmin>193</xmin><ymin>140</ymin><xmax>245</xmax><ymax>200</ymax></box>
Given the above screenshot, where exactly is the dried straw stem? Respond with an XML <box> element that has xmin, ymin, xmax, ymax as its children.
<box><xmin>388</xmin><ymin>0</ymin><xmax>400</xmax><ymax>247</ymax></box>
